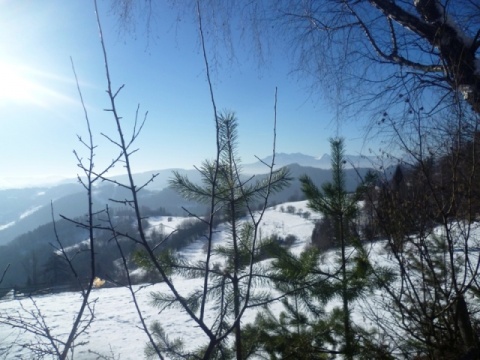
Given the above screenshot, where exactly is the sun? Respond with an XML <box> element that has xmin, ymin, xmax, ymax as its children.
<box><xmin>0</xmin><ymin>61</ymin><xmax>41</xmax><ymax>106</ymax></box>
<box><xmin>0</xmin><ymin>60</ymin><xmax>75</xmax><ymax>109</ymax></box>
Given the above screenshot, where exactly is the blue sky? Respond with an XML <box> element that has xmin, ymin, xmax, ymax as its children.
<box><xmin>0</xmin><ymin>0</ymin><xmax>372</xmax><ymax>188</ymax></box>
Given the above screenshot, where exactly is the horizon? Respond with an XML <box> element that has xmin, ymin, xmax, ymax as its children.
<box><xmin>0</xmin><ymin>150</ymin><xmax>387</xmax><ymax>190</ymax></box>
<box><xmin>0</xmin><ymin>151</ymin><xmax>325</xmax><ymax>190</ymax></box>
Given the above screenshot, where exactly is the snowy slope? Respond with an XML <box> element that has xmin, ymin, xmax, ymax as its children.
<box><xmin>0</xmin><ymin>201</ymin><xmax>319</xmax><ymax>359</ymax></box>
<box><xmin>2</xmin><ymin>203</ymin><xmax>473</xmax><ymax>359</ymax></box>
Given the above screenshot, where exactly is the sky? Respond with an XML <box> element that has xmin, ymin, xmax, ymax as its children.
<box><xmin>0</xmin><ymin>0</ymin><xmax>373</xmax><ymax>188</ymax></box>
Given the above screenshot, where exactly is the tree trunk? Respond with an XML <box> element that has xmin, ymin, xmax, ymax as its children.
<box><xmin>340</xmin><ymin>213</ymin><xmax>353</xmax><ymax>360</ymax></box>
<box><xmin>456</xmin><ymin>294</ymin><xmax>479</xmax><ymax>357</ymax></box>
<box><xmin>370</xmin><ymin>0</ymin><xmax>480</xmax><ymax>114</ymax></box>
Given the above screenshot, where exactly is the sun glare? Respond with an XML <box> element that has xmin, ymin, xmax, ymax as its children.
<box><xmin>0</xmin><ymin>61</ymin><xmax>73</xmax><ymax>108</ymax></box>
<box><xmin>0</xmin><ymin>62</ymin><xmax>36</xmax><ymax>104</ymax></box>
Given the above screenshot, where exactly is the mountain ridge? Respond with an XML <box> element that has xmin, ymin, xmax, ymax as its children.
<box><xmin>241</xmin><ymin>152</ymin><xmax>380</xmax><ymax>174</ymax></box>
<box><xmin>0</xmin><ymin>152</ymin><xmax>380</xmax><ymax>191</ymax></box>
<box><xmin>0</xmin><ymin>152</ymin><xmax>389</xmax><ymax>246</ymax></box>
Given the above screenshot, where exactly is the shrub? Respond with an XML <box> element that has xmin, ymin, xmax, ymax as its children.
<box><xmin>284</xmin><ymin>234</ymin><xmax>298</xmax><ymax>247</ymax></box>
<box><xmin>311</xmin><ymin>217</ymin><xmax>336</xmax><ymax>250</ymax></box>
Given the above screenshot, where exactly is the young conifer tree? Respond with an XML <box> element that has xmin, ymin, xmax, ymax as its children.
<box><xmin>299</xmin><ymin>138</ymin><xmax>363</xmax><ymax>359</ymax></box>
<box><xmin>147</xmin><ymin>111</ymin><xmax>290</xmax><ymax>359</ymax></box>
<box><xmin>246</xmin><ymin>138</ymin><xmax>384</xmax><ymax>359</ymax></box>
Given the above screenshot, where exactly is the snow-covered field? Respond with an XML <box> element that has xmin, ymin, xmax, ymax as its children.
<box><xmin>0</xmin><ymin>200</ymin><xmax>470</xmax><ymax>359</ymax></box>
<box><xmin>0</xmin><ymin>201</ymin><xmax>322</xmax><ymax>359</ymax></box>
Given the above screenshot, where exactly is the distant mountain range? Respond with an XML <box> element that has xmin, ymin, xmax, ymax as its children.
<box><xmin>0</xmin><ymin>153</ymin><xmax>392</xmax><ymax>246</ymax></box>
<box><xmin>241</xmin><ymin>152</ymin><xmax>382</xmax><ymax>174</ymax></box>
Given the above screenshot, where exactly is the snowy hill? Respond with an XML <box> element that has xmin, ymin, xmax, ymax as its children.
<box><xmin>0</xmin><ymin>201</ymin><xmax>321</xmax><ymax>359</ymax></box>
<box><xmin>2</xmin><ymin>197</ymin><xmax>462</xmax><ymax>359</ymax></box>
<box><xmin>0</xmin><ymin>159</ymin><xmax>372</xmax><ymax>247</ymax></box>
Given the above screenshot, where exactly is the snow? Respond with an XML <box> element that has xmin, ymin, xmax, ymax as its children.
<box><xmin>19</xmin><ymin>205</ymin><xmax>43</xmax><ymax>220</ymax></box>
<box><xmin>5</xmin><ymin>199</ymin><xmax>465</xmax><ymax>359</ymax></box>
<box><xmin>0</xmin><ymin>205</ymin><xmax>44</xmax><ymax>234</ymax></box>
<box><xmin>0</xmin><ymin>280</ymin><xmax>282</xmax><ymax>359</ymax></box>
<box><xmin>146</xmin><ymin>216</ymin><xmax>189</xmax><ymax>237</ymax></box>
<box><xmin>0</xmin><ymin>221</ymin><xmax>15</xmax><ymax>232</ymax></box>
<box><xmin>0</xmin><ymin>201</ymin><xmax>317</xmax><ymax>359</ymax></box>
<box><xmin>54</xmin><ymin>238</ymin><xmax>90</xmax><ymax>255</ymax></box>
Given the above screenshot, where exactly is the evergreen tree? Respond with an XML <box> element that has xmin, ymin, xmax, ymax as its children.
<box><xmin>299</xmin><ymin>138</ymin><xmax>366</xmax><ymax>359</ymax></box>
<box><xmin>244</xmin><ymin>245</ymin><xmax>339</xmax><ymax>359</ymax></box>
<box><xmin>145</xmin><ymin>111</ymin><xmax>290</xmax><ymax>359</ymax></box>
<box><xmin>246</xmin><ymin>138</ymin><xmax>384</xmax><ymax>359</ymax></box>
